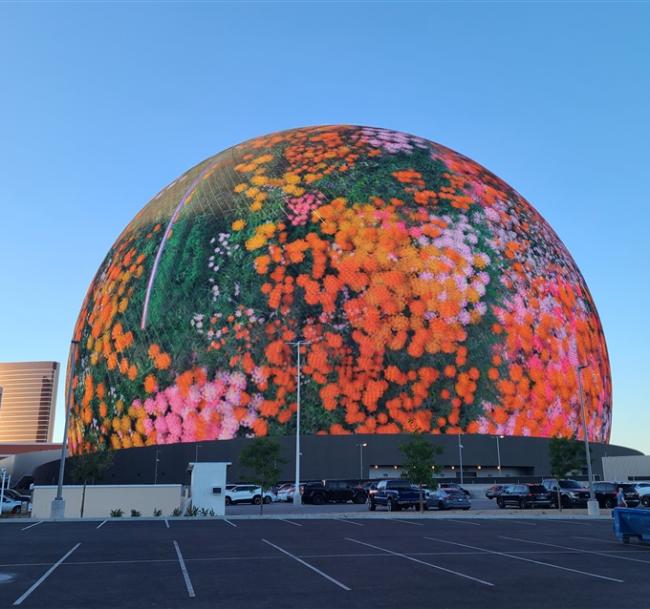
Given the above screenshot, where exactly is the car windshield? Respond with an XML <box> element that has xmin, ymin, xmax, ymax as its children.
<box><xmin>558</xmin><ymin>480</ymin><xmax>582</xmax><ymax>489</ymax></box>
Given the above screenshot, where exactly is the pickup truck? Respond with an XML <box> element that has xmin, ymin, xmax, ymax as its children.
<box><xmin>368</xmin><ymin>479</ymin><xmax>422</xmax><ymax>512</ymax></box>
<box><xmin>301</xmin><ymin>480</ymin><xmax>367</xmax><ymax>505</ymax></box>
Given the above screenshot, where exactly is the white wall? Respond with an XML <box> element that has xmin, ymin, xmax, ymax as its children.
<box><xmin>189</xmin><ymin>462</ymin><xmax>229</xmax><ymax>516</ymax></box>
<box><xmin>32</xmin><ymin>484</ymin><xmax>182</xmax><ymax>518</ymax></box>
<box><xmin>602</xmin><ymin>455</ymin><xmax>650</xmax><ymax>482</ymax></box>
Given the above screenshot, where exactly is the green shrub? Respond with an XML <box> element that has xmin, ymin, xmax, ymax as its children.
<box><xmin>110</xmin><ymin>508</ymin><xmax>123</xmax><ymax>517</ymax></box>
<box><xmin>171</xmin><ymin>507</ymin><xmax>182</xmax><ymax>517</ymax></box>
<box><xmin>153</xmin><ymin>508</ymin><xmax>163</xmax><ymax>517</ymax></box>
<box><xmin>130</xmin><ymin>509</ymin><xmax>141</xmax><ymax>517</ymax></box>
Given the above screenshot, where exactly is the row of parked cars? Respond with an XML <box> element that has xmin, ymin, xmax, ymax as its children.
<box><xmin>224</xmin><ymin>479</ymin><xmax>473</xmax><ymax>510</ymax></box>
<box><xmin>484</xmin><ymin>479</ymin><xmax>650</xmax><ymax>509</ymax></box>
<box><xmin>1</xmin><ymin>489</ymin><xmax>32</xmax><ymax>515</ymax></box>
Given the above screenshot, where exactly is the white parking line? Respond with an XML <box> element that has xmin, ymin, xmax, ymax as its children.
<box><xmin>279</xmin><ymin>519</ymin><xmax>303</xmax><ymax>527</ymax></box>
<box><xmin>424</xmin><ymin>536</ymin><xmax>623</xmax><ymax>583</ymax></box>
<box><xmin>500</xmin><ymin>535</ymin><xmax>650</xmax><ymax>565</ymax></box>
<box><xmin>497</xmin><ymin>520</ymin><xmax>537</xmax><ymax>526</ymax></box>
<box><xmin>13</xmin><ymin>543</ymin><xmax>81</xmax><ymax>606</ymax></box>
<box><xmin>571</xmin><ymin>535</ymin><xmax>650</xmax><ymax>548</ymax></box>
<box><xmin>21</xmin><ymin>521</ymin><xmax>43</xmax><ymax>531</ymax></box>
<box><xmin>384</xmin><ymin>518</ymin><xmax>423</xmax><ymax>526</ymax></box>
<box><xmin>165</xmin><ymin>519</ymin><xmax>170</xmax><ymax>529</ymax></box>
<box><xmin>172</xmin><ymin>540</ymin><xmax>196</xmax><ymax>598</ymax></box>
<box><xmin>446</xmin><ymin>519</ymin><xmax>481</xmax><ymax>526</ymax></box>
<box><xmin>262</xmin><ymin>539</ymin><xmax>351</xmax><ymax>591</ymax></box>
<box><xmin>333</xmin><ymin>519</ymin><xmax>363</xmax><ymax>526</ymax></box>
<box><xmin>346</xmin><ymin>537</ymin><xmax>494</xmax><ymax>586</ymax></box>
<box><xmin>223</xmin><ymin>519</ymin><xmax>238</xmax><ymax>528</ymax></box>
<box><xmin>96</xmin><ymin>520</ymin><xmax>108</xmax><ymax>529</ymax></box>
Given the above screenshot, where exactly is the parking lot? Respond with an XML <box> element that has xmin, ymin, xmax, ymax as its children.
<box><xmin>1</xmin><ymin>516</ymin><xmax>649</xmax><ymax>609</ymax></box>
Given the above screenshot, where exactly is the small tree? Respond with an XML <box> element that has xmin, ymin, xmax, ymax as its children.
<box><xmin>548</xmin><ymin>437</ymin><xmax>586</xmax><ymax>479</ymax></box>
<box><xmin>239</xmin><ymin>437</ymin><xmax>285</xmax><ymax>514</ymax></box>
<box><xmin>400</xmin><ymin>433</ymin><xmax>441</xmax><ymax>512</ymax></box>
<box><xmin>69</xmin><ymin>449</ymin><xmax>114</xmax><ymax>517</ymax></box>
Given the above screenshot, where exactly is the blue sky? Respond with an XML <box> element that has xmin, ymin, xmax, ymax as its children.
<box><xmin>0</xmin><ymin>2</ymin><xmax>648</xmax><ymax>453</ymax></box>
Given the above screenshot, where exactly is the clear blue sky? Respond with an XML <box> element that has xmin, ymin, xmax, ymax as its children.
<box><xmin>1</xmin><ymin>2</ymin><xmax>648</xmax><ymax>453</ymax></box>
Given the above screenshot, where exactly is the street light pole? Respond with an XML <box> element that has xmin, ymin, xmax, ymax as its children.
<box><xmin>458</xmin><ymin>434</ymin><xmax>464</xmax><ymax>485</ymax></box>
<box><xmin>357</xmin><ymin>443</ymin><xmax>368</xmax><ymax>479</ymax></box>
<box><xmin>495</xmin><ymin>435</ymin><xmax>503</xmax><ymax>473</ymax></box>
<box><xmin>51</xmin><ymin>339</ymin><xmax>79</xmax><ymax>519</ymax></box>
<box><xmin>292</xmin><ymin>340</ymin><xmax>303</xmax><ymax>506</ymax></box>
<box><xmin>154</xmin><ymin>448</ymin><xmax>160</xmax><ymax>485</ymax></box>
<box><xmin>577</xmin><ymin>364</ymin><xmax>599</xmax><ymax>516</ymax></box>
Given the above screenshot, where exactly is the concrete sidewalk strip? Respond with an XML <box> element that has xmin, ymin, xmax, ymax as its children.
<box><xmin>424</xmin><ymin>537</ymin><xmax>624</xmax><ymax>583</ymax></box>
<box><xmin>13</xmin><ymin>543</ymin><xmax>81</xmax><ymax>606</ymax></box>
<box><xmin>172</xmin><ymin>540</ymin><xmax>196</xmax><ymax>598</ymax></box>
<box><xmin>262</xmin><ymin>539</ymin><xmax>351</xmax><ymax>591</ymax></box>
<box><xmin>500</xmin><ymin>535</ymin><xmax>650</xmax><ymax>565</ymax></box>
<box><xmin>345</xmin><ymin>537</ymin><xmax>494</xmax><ymax>587</ymax></box>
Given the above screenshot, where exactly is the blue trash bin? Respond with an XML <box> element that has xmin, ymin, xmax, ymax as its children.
<box><xmin>613</xmin><ymin>507</ymin><xmax>650</xmax><ymax>544</ymax></box>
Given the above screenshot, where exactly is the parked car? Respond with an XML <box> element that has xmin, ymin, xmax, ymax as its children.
<box><xmin>496</xmin><ymin>484</ymin><xmax>552</xmax><ymax>509</ymax></box>
<box><xmin>635</xmin><ymin>484</ymin><xmax>650</xmax><ymax>507</ymax></box>
<box><xmin>368</xmin><ymin>479</ymin><xmax>421</xmax><ymax>511</ymax></box>
<box><xmin>429</xmin><ymin>489</ymin><xmax>471</xmax><ymax>510</ymax></box>
<box><xmin>1</xmin><ymin>495</ymin><xmax>23</xmax><ymax>514</ymax></box>
<box><xmin>3</xmin><ymin>489</ymin><xmax>31</xmax><ymax>503</ymax></box>
<box><xmin>301</xmin><ymin>480</ymin><xmax>367</xmax><ymax>505</ymax></box>
<box><xmin>438</xmin><ymin>482</ymin><xmax>471</xmax><ymax>497</ymax></box>
<box><xmin>593</xmin><ymin>482</ymin><xmax>639</xmax><ymax>508</ymax></box>
<box><xmin>224</xmin><ymin>485</ymin><xmax>275</xmax><ymax>505</ymax></box>
<box><xmin>541</xmin><ymin>479</ymin><xmax>591</xmax><ymax>508</ymax></box>
<box><xmin>363</xmin><ymin>481</ymin><xmax>378</xmax><ymax>499</ymax></box>
<box><xmin>485</xmin><ymin>485</ymin><xmax>505</xmax><ymax>499</ymax></box>
<box><xmin>276</xmin><ymin>483</ymin><xmax>295</xmax><ymax>502</ymax></box>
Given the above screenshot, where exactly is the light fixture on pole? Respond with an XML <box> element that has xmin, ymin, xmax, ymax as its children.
<box><xmin>457</xmin><ymin>434</ymin><xmax>464</xmax><ymax>485</ymax></box>
<box><xmin>51</xmin><ymin>339</ymin><xmax>80</xmax><ymax>519</ymax></box>
<box><xmin>577</xmin><ymin>363</ymin><xmax>599</xmax><ymax>517</ymax></box>
<box><xmin>357</xmin><ymin>442</ymin><xmax>368</xmax><ymax>479</ymax></box>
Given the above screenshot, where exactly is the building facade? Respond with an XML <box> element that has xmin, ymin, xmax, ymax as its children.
<box><xmin>0</xmin><ymin>361</ymin><xmax>60</xmax><ymax>443</ymax></box>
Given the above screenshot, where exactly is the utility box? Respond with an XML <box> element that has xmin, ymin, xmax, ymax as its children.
<box><xmin>189</xmin><ymin>462</ymin><xmax>230</xmax><ymax>516</ymax></box>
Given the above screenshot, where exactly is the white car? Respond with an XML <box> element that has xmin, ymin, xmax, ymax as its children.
<box><xmin>276</xmin><ymin>484</ymin><xmax>295</xmax><ymax>502</ymax></box>
<box><xmin>635</xmin><ymin>483</ymin><xmax>650</xmax><ymax>507</ymax></box>
<box><xmin>225</xmin><ymin>484</ymin><xmax>276</xmax><ymax>506</ymax></box>
<box><xmin>1</xmin><ymin>496</ymin><xmax>23</xmax><ymax>514</ymax></box>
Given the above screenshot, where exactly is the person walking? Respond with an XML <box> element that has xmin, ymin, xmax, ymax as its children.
<box><xmin>616</xmin><ymin>487</ymin><xmax>628</xmax><ymax>508</ymax></box>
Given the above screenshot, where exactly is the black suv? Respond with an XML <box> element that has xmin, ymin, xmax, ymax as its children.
<box><xmin>301</xmin><ymin>480</ymin><xmax>367</xmax><ymax>505</ymax></box>
<box><xmin>496</xmin><ymin>484</ymin><xmax>552</xmax><ymax>509</ymax></box>
<box><xmin>542</xmin><ymin>479</ymin><xmax>591</xmax><ymax>508</ymax></box>
<box><xmin>593</xmin><ymin>482</ymin><xmax>640</xmax><ymax>508</ymax></box>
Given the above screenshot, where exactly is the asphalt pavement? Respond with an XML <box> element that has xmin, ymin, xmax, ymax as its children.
<box><xmin>1</xmin><ymin>515</ymin><xmax>648</xmax><ymax>609</ymax></box>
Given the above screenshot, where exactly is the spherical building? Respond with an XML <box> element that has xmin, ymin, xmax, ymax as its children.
<box><xmin>68</xmin><ymin>125</ymin><xmax>611</xmax><ymax>456</ymax></box>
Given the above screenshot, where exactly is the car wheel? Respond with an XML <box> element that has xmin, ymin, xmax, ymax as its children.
<box><xmin>12</xmin><ymin>506</ymin><xmax>21</xmax><ymax>514</ymax></box>
<box><xmin>604</xmin><ymin>497</ymin><xmax>615</xmax><ymax>509</ymax></box>
<box><xmin>368</xmin><ymin>500</ymin><xmax>376</xmax><ymax>511</ymax></box>
<box><xmin>312</xmin><ymin>493</ymin><xmax>325</xmax><ymax>505</ymax></box>
<box><xmin>560</xmin><ymin>496</ymin><xmax>570</xmax><ymax>509</ymax></box>
<box><xmin>263</xmin><ymin>496</ymin><xmax>271</xmax><ymax>504</ymax></box>
<box><xmin>225</xmin><ymin>497</ymin><xmax>232</xmax><ymax>506</ymax></box>
<box><xmin>253</xmin><ymin>495</ymin><xmax>262</xmax><ymax>505</ymax></box>
<box><xmin>497</xmin><ymin>498</ymin><xmax>505</xmax><ymax>509</ymax></box>
<box><xmin>642</xmin><ymin>496</ymin><xmax>650</xmax><ymax>508</ymax></box>
<box><xmin>438</xmin><ymin>501</ymin><xmax>446</xmax><ymax>511</ymax></box>
<box><xmin>519</xmin><ymin>498</ymin><xmax>527</xmax><ymax>510</ymax></box>
<box><xmin>388</xmin><ymin>498</ymin><xmax>400</xmax><ymax>512</ymax></box>
<box><xmin>352</xmin><ymin>493</ymin><xmax>365</xmax><ymax>504</ymax></box>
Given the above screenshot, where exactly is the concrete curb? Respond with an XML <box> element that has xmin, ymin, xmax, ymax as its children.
<box><xmin>0</xmin><ymin>509</ymin><xmax>614</xmax><ymax>523</ymax></box>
